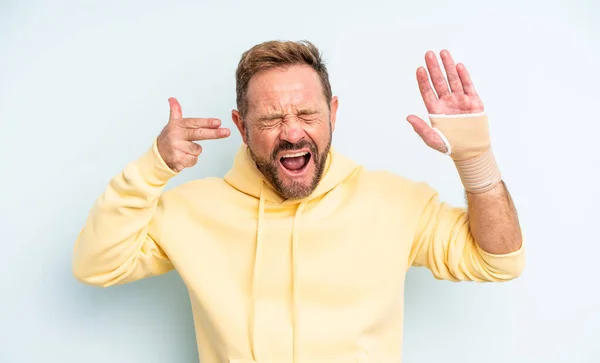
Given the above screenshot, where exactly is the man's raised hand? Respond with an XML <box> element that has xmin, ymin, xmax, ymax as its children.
<box><xmin>406</xmin><ymin>50</ymin><xmax>486</xmax><ymax>157</ymax></box>
<box><xmin>406</xmin><ymin>50</ymin><xmax>484</xmax><ymax>152</ymax></box>
<box><xmin>404</xmin><ymin>50</ymin><xmax>503</xmax><ymax>193</ymax></box>
<box><xmin>157</xmin><ymin>97</ymin><xmax>230</xmax><ymax>172</ymax></box>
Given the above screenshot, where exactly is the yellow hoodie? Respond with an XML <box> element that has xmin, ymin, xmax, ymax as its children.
<box><xmin>73</xmin><ymin>139</ymin><xmax>525</xmax><ymax>363</ymax></box>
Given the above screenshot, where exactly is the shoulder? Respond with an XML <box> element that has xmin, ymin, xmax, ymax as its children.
<box><xmin>159</xmin><ymin>177</ymin><xmax>230</xmax><ymax>205</ymax></box>
<box><xmin>356</xmin><ymin>168</ymin><xmax>436</xmax><ymax>196</ymax></box>
<box><xmin>349</xmin><ymin>168</ymin><xmax>441</xmax><ymax>212</ymax></box>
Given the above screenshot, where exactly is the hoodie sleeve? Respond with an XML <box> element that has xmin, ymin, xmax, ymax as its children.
<box><xmin>72</xmin><ymin>139</ymin><xmax>178</xmax><ymax>287</ymax></box>
<box><xmin>408</xmin><ymin>182</ymin><xmax>525</xmax><ymax>282</ymax></box>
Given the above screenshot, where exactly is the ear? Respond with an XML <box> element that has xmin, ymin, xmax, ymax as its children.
<box><xmin>329</xmin><ymin>96</ymin><xmax>339</xmax><ymax>132</ymax></box>
<box><xmin>231</xmin><ymin>109</ymin><xmax>248</xmax><ymax>144</ymax></box>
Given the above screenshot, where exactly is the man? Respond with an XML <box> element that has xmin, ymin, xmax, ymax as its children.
<box><xmin>73</xmin><ymin>40</ymin><xmax>524</xmax><ymax>363</ymax></box>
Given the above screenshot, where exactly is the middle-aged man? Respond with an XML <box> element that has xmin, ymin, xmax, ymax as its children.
<box><xmin>73</xmin><ymin>40</ymin><xmax>525</xmax><ymax>363</ymax></box>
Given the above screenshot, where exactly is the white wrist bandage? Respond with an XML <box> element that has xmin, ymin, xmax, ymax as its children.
<box><xmin>428</xmin><ymin>112</ymin><xmax>502</xmax><ymax>193</ymax></box>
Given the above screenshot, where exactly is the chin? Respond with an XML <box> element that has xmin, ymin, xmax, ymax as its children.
<box><xmin>276</xmin><ymin>154</ymin><xmax>317</xmax><ymax>199</ymax></box>
<box><xmin>250</xmin><ymin>144</ymin><xmax>323</xmax><ymax>200</ymax></box>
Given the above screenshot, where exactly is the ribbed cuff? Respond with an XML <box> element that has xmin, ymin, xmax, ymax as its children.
<box><xmin>454</xmin><ymin>148</ymin><xmax>502</xmax><ymax>193</ymax></box>
<box><xmin>133</xmin><ymin>138</ymin><xmax>179</xmax><ymax>186</ymax></box>
<box><xmin>475</xmin><ymin>240</ymin><xmax>525</xmax><ymax>280</ymax></box>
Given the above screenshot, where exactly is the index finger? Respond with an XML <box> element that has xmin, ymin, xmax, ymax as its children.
<box><xmin>417</xmin><ymin>67</ymin><xmax>438</xmax><ymax>113</ymax></box>
<box><xmin>178</xmin><ymin>118</ymin><xmax>222</xmax><ymax>129</ymax></box>
<box><xmin>184</xmin><ymin>127</ymin><xmax>231</xmax><ymax>141</ymax></box>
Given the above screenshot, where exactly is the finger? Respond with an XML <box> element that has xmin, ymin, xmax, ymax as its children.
<box><xmin>456</xmin><ymin>63</ymin><xmax>478</xmax><ymax>96</ymax></box>
<box><xmin>425</xmin><ymin>51</ymin><xmax>450</xmax><ymax>98</ymax></box>
<box><xmin>168</xmin><ymin>97</ymin><xmax>183</xmax><ymax>120</ymax></box>
<box><xmin>416</xmin><ymin>67</ymin><xmax>438</xmax><ymax>113</ymax></box>
<box><xmin>184</xmin><ymin>127</ymin><xmax>231</xmax><ymax>141</ymax></box>
<box><xmin>178</xmin><ymin>140</ymin><xmax>203</xmax><ymax>156</ymax></box>
<box><xmin>406</xmin><ymin>114</ymin><xmax>448</xmax><ymax>153</ymax></box>
<box><xmin>179</xmin><ymin>118</ymin><xmax>222</xmax><ymax>129</ymax></box>
<box><xmin>181</xmin><ymin>154</ymin><xmax>199</xmax><ymax>169</ymax></box>
<box><xmin>440</xmin><ymin>50</ymin><xmax>463</xmax><ymax>93</ymax></box>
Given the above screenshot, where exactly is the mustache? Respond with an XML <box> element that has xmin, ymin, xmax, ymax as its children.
<box><xmin>272</xmin><ymin>140</ymin><xmax>317</xmax><ymax>160</ymax></box>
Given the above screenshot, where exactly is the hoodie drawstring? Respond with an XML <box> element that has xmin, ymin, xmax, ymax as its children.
<box><xmin>250</xmin><ymin>180</ymin><xmax>307</xmax><ymax>363</ymax></box>
<box><xmin>291</xmin><ymin>200</ymin><xmax>307</xmax><ymax>363</ymax></box>
<box><xmin>250</xmin><ymin>182</ymin><xmax>266</xmax><ymax>362</ymax></box>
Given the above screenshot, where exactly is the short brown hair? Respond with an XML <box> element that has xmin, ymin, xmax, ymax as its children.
<box><xmin>235</xmin><ymin>40</ymin><xmax>332</xmax><ymax>118</ymax></box>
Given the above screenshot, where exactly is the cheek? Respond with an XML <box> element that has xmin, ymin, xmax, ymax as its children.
<box><xmin>249</xmin><ymin>129</ymin><xmax>280</xmax><ymax>155</ymax></box>
<box><xmin>307</xmin><ymin>123</ymin><xmax>331</xmax><ymax>145</ymax></box>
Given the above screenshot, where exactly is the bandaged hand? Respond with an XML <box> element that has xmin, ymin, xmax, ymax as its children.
<box><xmin>406</xmin><ymin>50</ymin><xmax>501</xmax><ymax>193</ymax></box>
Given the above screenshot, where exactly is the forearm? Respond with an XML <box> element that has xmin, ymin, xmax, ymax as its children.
<box><xmin>466</xmin><ymin>180</ymin><xmax>522</xmax><ymax>255</ymax></box>
<box><xmin>73</xmin><ymin>140</ymin><xmax>176</xmax><ymax>286</ymax></box>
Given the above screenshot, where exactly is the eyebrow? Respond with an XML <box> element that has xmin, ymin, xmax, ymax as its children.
<box><xmin>256</xmin><ymin>108</ymin><xmax>319</xmax><ymax>123</ymax></box>
<box><xmin>256</xmin><ymin>113</ymin><xmax>284</xmax><ymax>123</ymax></box>
<box><xmin>296</xmin><ymin>108</ymin><xmax>319</xmax><ymax>115</ymax></box>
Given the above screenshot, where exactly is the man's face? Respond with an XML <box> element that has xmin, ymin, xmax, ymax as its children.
<box><xmin>233</xmin><ymin>64</ymin><xmax>338</xmax><ymax>200</ymax></box>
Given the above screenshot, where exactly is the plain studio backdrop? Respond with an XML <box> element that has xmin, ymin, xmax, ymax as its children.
<box><xmin>1</xmin><ymin>0</ymin><xmax>599</xmax><ymax>362</ymax></box>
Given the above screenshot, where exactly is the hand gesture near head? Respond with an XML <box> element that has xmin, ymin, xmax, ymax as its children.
<box><xmin>157</xmin><ymin>98</ymin><xmax>231</xmax><ymax>172</ymax></box>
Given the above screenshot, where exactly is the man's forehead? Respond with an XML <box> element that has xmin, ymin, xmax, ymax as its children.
<box><xmin>246</xmin><ymin>65</ymin><xmax>325</xmax><ymax>111</ymax></box>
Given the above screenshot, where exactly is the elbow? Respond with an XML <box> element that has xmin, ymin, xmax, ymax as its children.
<box><xmin>72</xmin><ymin>254</ymin><xmax>123</xmax><ymax>288</ymax></box>
<box><xmin>72</xmin><ymin>234</ymin><xmax>127</xmax><ymax>288</ymax></box>
<box><xmin>72</xmin><ymin>261</ymin><xmax>114</xmax><ymax>288</ymax></box>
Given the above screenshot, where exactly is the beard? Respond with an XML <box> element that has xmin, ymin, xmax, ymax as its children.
<box><xmin>247</xmin><ymin>123</ymin><xmax>332</xmax><ymax>200</ymax></box>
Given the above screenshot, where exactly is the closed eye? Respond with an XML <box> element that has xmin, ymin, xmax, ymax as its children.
<box><xmin>255</xmin><ymin>113</ymin><xmax>283</xmax><ymax>128</ymax></box>
<box><xmin>297</xmin><ymin>111</ymin><xmax>320</xmax><ymax>121</ymax></box>
<box><xmin>260</xmin><ymin>118</ymin><xmax>282</xmax><ymax>129</ymax></box>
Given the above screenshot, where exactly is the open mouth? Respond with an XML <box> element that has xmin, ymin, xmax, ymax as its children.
<box><xmin>279</xmin><ymin>151</ymin><xmax>311</xmax><ymax>174</ymax></box>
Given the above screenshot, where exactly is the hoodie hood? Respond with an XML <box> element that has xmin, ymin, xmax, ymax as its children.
<box><xmin>223</xmin><ymin>143</ymin><xmax>360</xmax><ymax>363</ymax></box>
<box><xmin>224</xmin><ymin>143</ymin><xmax>360</xmax><ymax>205</ymax></box>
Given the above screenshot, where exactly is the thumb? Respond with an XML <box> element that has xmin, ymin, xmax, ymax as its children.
<box><xmin>406</xmin><ymin>114</ymin><xmax>448</xmax><ymax>154</ymax></box>
<box><xmin>168</xmin><ymin>97</ymin><xmax>182</xmax><ymax>120</ymax></box>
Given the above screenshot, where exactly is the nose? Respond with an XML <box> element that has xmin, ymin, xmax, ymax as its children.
<box><xmin>280</xmin><ymin>118</ymin><xmax>305</xmax><ymax>144</ymax></box>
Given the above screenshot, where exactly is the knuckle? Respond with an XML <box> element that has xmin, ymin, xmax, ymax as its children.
<box><xmin>167</xmin><ymin>137</ymin><xmax>179</xmax><ymax>149</ymax></box>
<box><xmin>166</xmin><ymin>126</ymin><xmax>180</xmax><ymax>139</ymax></box>
<box><xmin>192</xmin><ymin>143</ymin><xmax>202</xmax><ymax>155</ymax></box>
<box><xmin>186</xmin><ymin>156</ymin><xmax>198</xmax><ymax>167</ymax></box>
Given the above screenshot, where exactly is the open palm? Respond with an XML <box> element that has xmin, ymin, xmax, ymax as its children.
<box><xmin>407</xmin><ymin>50</ymin><xmax>484</xmax><ymax>153</ymax></box>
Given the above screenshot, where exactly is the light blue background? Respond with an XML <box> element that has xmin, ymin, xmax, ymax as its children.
<box><xmin>1</xmin><ymin>0</ymin><xmax>599</xmax><ymax>362</ymax></box>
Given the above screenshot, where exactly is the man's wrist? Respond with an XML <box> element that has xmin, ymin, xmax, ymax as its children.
<box><xmin>454</xmin><ymin>147</ymin><xmax>502</xmax><ymax>193</ymax></box>
<box><xmin>427</xmin><ymin>112</ymin><xmax>501</xmax><ymax>193</ymax></box>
